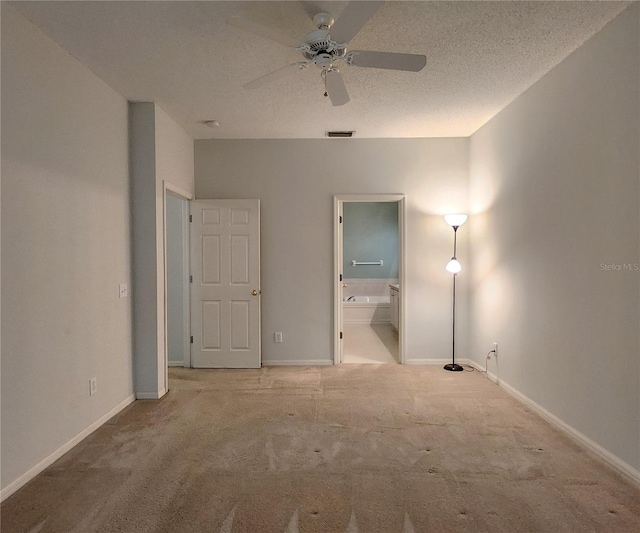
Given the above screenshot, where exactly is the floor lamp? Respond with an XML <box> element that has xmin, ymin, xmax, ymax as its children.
<box><xmin>444</xmin><ymin>214</ymin><xmax>467</xmax><ymax>372</ymax></box>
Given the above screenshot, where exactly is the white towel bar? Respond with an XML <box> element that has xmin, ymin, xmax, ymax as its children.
<box><xmin>351</xmin><ymin>260</ymin><xmax>383</xmax><ymax>266</ymax></box>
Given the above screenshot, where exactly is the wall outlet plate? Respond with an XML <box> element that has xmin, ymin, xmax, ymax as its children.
<box><xmin>89</xmin><ymin>377</ymin><xmax>97</xmax><ymax>396</ymax></box>
<box><xmin>493</xmin><ymin>342</ymin><xmax>498</xmax><ymax>357</ymax></box>
<box><xmin>275</xmin><ymin>332</ymin><xmax>283</xmax><ymax>343</ymax></box>
<box><xmin>119</xmin><ymin>283</ymin><xmax>128</xmax><ymax>298</ymax></box>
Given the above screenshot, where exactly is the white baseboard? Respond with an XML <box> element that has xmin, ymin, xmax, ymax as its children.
<box><xmin>263</xmin><ymin>359</ymin><xmax>333</xmax><ymax>366</ymax></box>
<box><xmin>465</xmin><ymin>360</ymin><xmax>640</xmax><ymax>486</ymax></box>
<box><xmin>404</xmin><ymin>358</ymin><xmax>454</xmax><ymax>365</ymax></box>
<box><xmin>1</xmin><ymin>394</ymin><xmax>136</xmax><ymax>502</ymax></box>
<box><xmin>136</xmin><ymin>388</ymin><xmax>166</xmax><ymax>400</ymax></box>
<box><xmin>266</xmin><ymin>358</ymin><xmax>468</xmax><ymax>367</ymax></box>
<box><xmin>343</xmin><ymin>320</ymin><xmax>391</xmax><ymax>325</ymax></box>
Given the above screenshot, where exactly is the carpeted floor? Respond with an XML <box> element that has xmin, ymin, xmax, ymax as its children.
<box><xmin>2</xmin><ymin>365</ymin><xmax>639</xmax><ymax>532</ymax></box>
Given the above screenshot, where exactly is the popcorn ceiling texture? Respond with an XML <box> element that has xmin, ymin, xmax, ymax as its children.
<box><xmin>2</xmin><ymin>366</ymin><xmax>639</xmax><ymax>532</ymax></box>
<box><xmin>11</xmin><ymin>1</ymin><xmax>630</xmax><ymax>138</ymax></box>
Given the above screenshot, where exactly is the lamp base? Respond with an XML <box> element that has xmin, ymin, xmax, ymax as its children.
<box><xmin>444</xmin><ymin>363</ymin><xmax>464</xmax><ymax>372</ymax></box>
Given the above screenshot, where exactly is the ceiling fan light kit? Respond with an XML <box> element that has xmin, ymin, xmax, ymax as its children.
<box><xmin>228</xmin><ymin>1</ymin><xmax>426</xmax><ymax>106</ymax></box>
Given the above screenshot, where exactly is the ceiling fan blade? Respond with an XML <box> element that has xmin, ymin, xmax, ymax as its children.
<box><xmin>325</xmin><ymin>69</ymin><xmax>350</xmax><ymax>106</ymax></box>
<box><xmin>227</xmin><ymin>17</ymin><xmax>301</xmax><ymax>48</ymax></box>
<box><xmin>329</xmin><ymin>1</ymin><xmax>383</xmax><ymax>44</ymax></box>
<box><xmin>349</xmin><ymin>51</ymin><xmax>427</xmax><ymax>72</ymax></box>
<box><xmin>243</xmin><ymin>63</ymin><xmax>305</xmax><ymax>90</ymax></box>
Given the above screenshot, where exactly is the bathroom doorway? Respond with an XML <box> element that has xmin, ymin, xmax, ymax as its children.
<box><xmin>333</xmin><ymin>195</ymin><xmax>405</xmax><ymax>364</ymax></box>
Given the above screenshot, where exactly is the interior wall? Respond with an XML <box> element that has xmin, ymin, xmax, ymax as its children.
<box><xmin>343</xmin><ymin>202</ymin><xmax>399</xmax><ymax>279</ymax></box>
<box><xmin>195</xmin><ymin>138</ymin><xmax>470</xmax><ymax>364</ymax></box>
<box><xmin>154</xmin><ymin>107</ymin><xmax>194</xmax><ymax>381</ymax></box>
<box><xmin>130</xmin><ymin>103</ymin><xmax>194</xmax><ymax>397</ymax></box>
<box><xmin>130</xmin><ymin>102</ymin><xmax>159</xmax><ymax>396</ymax></box>
<box><xmin>1</xmin><ymin>5</ymin><xmax>134</xmax><ymax>495</ymax></box>
<box><xmin>468</xmin><ymin>3</ymin><xmax>639</xmax><ymax>473</ymax></box>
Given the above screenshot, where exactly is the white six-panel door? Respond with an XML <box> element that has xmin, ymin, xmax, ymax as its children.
<box><xmin>190</xmin><ymin>200</ymin><xmax>261</xmax><ymax>368</ymax></box>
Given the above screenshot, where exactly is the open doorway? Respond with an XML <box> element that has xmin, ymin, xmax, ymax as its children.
<box><xmin>163</xmin><ymin>182</ymin><xmax>193</xmax><ymax>378</ymax></box>
<box><xmin>333</xmin><ymin>195</ymin><xmax>406</xmax><ymax>365</ymax></box>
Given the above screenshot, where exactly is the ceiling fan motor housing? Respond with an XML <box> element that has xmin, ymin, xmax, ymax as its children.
<box><xmin>302</xmin><ymin>29</ymin><xmax>347</xmax><ymax>66</ymax></box>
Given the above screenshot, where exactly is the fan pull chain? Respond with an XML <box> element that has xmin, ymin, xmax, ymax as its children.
<box><xmin>321</xmin><ymin>69</ymin><xmax>328</xmax><ymax>97</ymax></box>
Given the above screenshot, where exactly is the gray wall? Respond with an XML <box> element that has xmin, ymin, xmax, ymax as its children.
<box><xmin>1</xmin><ymin>5</ymin><xmax>134</xmax><ymax>494</ymax></box>
<box><xmin>468</xmin><ymin>3</ymin><xmax>639</xmax><ymax>472</ymax></box>
<box><xmin>343</xmin><ymin>202</ymin><xmax>398</xmax><ymax>279</ymax></box>
<box><xmin>195</xmin><ymin>138</ymin><xmax>470</xmax><ymax>365</ymax></box>
<box><xmin>130</xmin><ymin>102</ymin><xmax>194</xmax><ymax>397</ymax></box>
<box><xmin>130</xmin><ymin>102</ymin><xmax>160</xmax><ymax>396</ymax></box>
<box><xmin>1</xmin><ymin>8</ymin><xmax>195</xmax><ymax>496</ymax></box>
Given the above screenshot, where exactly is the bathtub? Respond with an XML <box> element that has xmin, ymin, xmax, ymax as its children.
<box><xmin>342</xmin><ymin>296</ymin><xmax>391</xmax><ymax>324</ymax></box>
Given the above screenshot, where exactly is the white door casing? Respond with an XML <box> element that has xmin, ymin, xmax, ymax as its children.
<box><xmin>190</xmin><ymin>199</ymin><xmax>261</xmax><ymax>368</ymax></box>
<box><xmin>334</xmin><ymin>199</ymin><xmax>344</xmax><ymax>363</ymax></box>
<box><xmin>333</xmin><ymin>194</ymin><xmax>406</xmax><ymax>365</ymax></box>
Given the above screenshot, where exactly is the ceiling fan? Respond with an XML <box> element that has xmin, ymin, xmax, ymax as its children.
<box><xmin>228</xmin><ymin>1</ymin><xmax>426</xmax><ymax>106</ymax></box>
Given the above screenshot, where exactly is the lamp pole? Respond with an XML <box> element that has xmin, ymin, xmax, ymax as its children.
<box><xmin>444</xmin><ymin>225</ymin><xmax>463</xmax><ymax>372</ymax></box>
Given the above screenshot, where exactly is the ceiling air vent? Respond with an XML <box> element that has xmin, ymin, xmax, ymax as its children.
<box><xmin>326</xmin><ymin>131</ymin><xmax>355</xmax><ymax>138</ymax></box>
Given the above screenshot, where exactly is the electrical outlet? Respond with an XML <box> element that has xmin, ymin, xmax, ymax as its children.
<box><xmin>119</xmin><ymin>283</ymin><xmax>128</xmax><ymax>298</ymax></box>
<box><xmin>493</xmin><ymin>342</ymin><xmax>498</xmax><ymax>357</ymax></box>
<box><xmin>89</xmin><ymin>377</ymin><xmax>97</xmax><ymax>396</ymax></box>
<box><xmin>275</xmin><ymin>332</ymin><xmax>283</xmax><ymax>343</ymax></box>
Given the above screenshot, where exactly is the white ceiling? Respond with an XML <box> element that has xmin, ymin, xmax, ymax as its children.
<box><xmin>11</xmin><ymin>1</ymin><xmax>629</xmax><ymax>139</ymax></box>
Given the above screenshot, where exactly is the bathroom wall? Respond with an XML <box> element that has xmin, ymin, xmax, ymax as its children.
<box><xmin>343</xmin><ymin>202</ymin><xmax>398</xmax><ymax>278</ymax></box>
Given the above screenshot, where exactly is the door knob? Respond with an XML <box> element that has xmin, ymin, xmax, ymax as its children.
<box><xmin>251</xmin><ymin>290</ymin><xmax>258</xmax><ymax>296</ymax></box>
<box><xmin>342</xmin><ymin>284</ymin><xmax>348</xmax><ymax>288</ymax></box>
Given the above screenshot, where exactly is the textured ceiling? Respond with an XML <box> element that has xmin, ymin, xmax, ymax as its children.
<box><xmin>11</xmin><ymin>1</ymin><xmax>630</xmax><ymax>139</ymax></box>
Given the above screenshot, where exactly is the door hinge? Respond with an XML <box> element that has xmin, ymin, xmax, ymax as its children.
<box><xmin>339</xmin><ymin>274</ymin><xmax>343</xmax><ymax>282</ymax></box>
<box><xmin>190</xmin><ymin>275</ymin><xmax>193</xmax><ymax>283</ymax></box>
<box><xmin>340</xmin><ymin>331</ymin><xmax>343</xmax><ymax>339</ymax></box>
<box><xmin>339</xmin><ymin>215</ymin><xmax>343</xmax><ymax>223</ymax></box>
<box><xmin>189</xmin><ymin>215</ymin><xmax>192</xmax><ymax>222</ymax></box>
<box><xmin>190</xmin><ymin>336</ymin><xmax>194</xmax><ymax>344</ymax></box>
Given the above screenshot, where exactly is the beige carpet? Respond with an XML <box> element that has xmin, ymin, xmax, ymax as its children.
<box><xmin>2</xmin><ymin>365</ymin><xmax>639</xmax><ymax>532</ymax></box>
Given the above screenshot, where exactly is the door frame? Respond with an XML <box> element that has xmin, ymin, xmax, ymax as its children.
<box><xmin>333</xmin><ymin>194</ymin><xmax>406</xmax><ymax>365</ymax></box>
<box><xmin>163</xmin><ymin>181</ymin><xmax>193</xmax><ymax>381</ymax></box>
